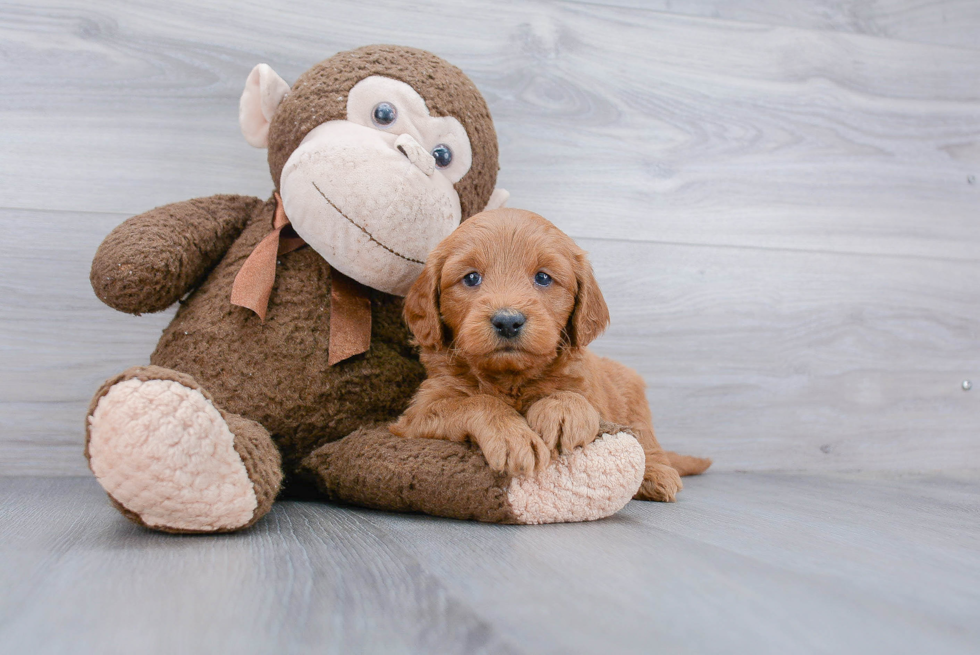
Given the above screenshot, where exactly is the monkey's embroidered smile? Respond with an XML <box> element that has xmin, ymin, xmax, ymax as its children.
<box><xmin>310</xmin><ymin>180</ymin><xmax>423</xmax><ymax>266</ymax></box>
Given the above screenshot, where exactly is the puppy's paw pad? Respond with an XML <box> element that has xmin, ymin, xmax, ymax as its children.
<box><xmin>503</xmin><ymin>426</ymin><xmax>550</xmax><ymax>476</ymax></box>
<box><xmin>634</xmin><ymin>463</ymin><xmax>682</xmax><ymax>502</ymax></box>
<box><xmin>525</xmin><ymin>403</ymin><xmax>562</xmax><ymax>452</ymax></box>
<box><xmin>526</xmin><ymin>393</ymin><xmax>600</xmax><ymax>455</ymax></box>
<box><xmin>477</xmin><ymin>421</ymin><xmax>550</xmax><ymax>477</ymax></box>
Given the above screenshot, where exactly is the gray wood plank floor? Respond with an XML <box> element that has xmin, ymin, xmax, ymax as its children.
<box><xmin>2</xmin><ymin>473</ymin><xmax>979</xmax><ymax>654</ymax></box>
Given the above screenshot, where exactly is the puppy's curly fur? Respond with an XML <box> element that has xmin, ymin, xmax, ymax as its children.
<box><xmin>390</xmin><ymin>208</ymin><xmax>710</xmax><ymax>501</ymax></box>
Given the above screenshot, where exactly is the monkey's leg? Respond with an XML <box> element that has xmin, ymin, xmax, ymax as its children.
<box><xmin>86</xmin><ymin>366</ymin><xmax>282</xmax><ymax>533</ymax></box>
<box><xmin>297</xmin><ymin>420</ymin><xmax>645</xmax><ymax>525</ymax></box>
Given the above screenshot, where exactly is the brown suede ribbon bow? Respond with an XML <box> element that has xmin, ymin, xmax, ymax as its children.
<box><xmin>230</xmin><ymin>192</ymin><xmax>372</xmax><ymax>366</ymax></box>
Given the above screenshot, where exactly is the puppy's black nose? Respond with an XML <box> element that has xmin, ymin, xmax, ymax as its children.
<box><xmin>491</xmin><ymin>310</ymin><xmax>526</xmax><ymax>339</ymax></box>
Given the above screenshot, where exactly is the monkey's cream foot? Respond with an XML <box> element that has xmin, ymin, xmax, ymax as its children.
<box><xmin>86</xmin><ymin>366</ymin><xmax>282</xmax><ymax>533</ymax></box>
<box><xmin>634</xmin><ymin>462</ymin><xmax>683</xmax><ymax>502</ymax></box>
<box><xmin>506</xmin><ymin>431</ymin><xmax>645</xmax><ymax>523</ymax></box>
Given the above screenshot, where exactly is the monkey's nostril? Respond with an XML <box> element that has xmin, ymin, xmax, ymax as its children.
<box><xmin>491</xmin><ymin>310</ymin><xmax>526</xmax><ymax>339</ymax></box>
<box><xmin>394</xmin><ymin>133</ymin><xmax>435</xmax><ymax>176</ymax></box>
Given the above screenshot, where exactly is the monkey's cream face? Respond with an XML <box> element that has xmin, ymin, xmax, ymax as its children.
<box><xmin>278</xmin><ymin>77</ymin><xmax>474</xmax><ymax>296</ymax></box>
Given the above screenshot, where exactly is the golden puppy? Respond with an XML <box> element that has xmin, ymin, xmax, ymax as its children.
<box><xmin>390</xmin><ymin>208</ymin><xmax>710</xmax><ymax>501</ymax></box>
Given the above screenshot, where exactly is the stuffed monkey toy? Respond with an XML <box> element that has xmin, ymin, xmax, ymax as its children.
<box><xmin>85</xmin><ymin>45</ymin><xmax>647</xmax><ymax>533</ymax></box>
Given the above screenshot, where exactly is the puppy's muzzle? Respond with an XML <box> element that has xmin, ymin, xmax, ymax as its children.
<box><xmin>491</xmin><ymin>309</ymin><xmax>526</xmax><ymax>340</ymax></box>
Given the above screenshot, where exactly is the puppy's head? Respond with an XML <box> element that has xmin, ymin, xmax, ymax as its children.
<box><xmin>404</xmin><ymin>208</ymin><xmax>609</xmax><ymax>372</ymax></box>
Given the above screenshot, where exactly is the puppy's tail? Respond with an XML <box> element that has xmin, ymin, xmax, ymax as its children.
<box><xmin>666</xmin><ymin>451</ymin><xmax>712</xmax><ymax>477</ymax></box>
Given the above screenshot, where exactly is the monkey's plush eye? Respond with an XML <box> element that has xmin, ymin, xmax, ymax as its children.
<box><xmin>534</xmin><ymin>272</ymin><xmax>552</xmax><ymax>287</ymax></box>
<box><xmin>431</xmin><ymin>144</ymin><xmax>453</xmax><ymax>168</ymax></box>
<box><xmin>372</xmin><ymin>102</ymin><xmax>397</xmax><ymax>127</ymax></box>
<box><xmin>462</xmin><ymin>272</ymin><xmax>482</xmax><ymax>287</ymax></box>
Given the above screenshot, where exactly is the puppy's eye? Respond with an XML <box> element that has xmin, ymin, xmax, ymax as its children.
<box><xmin>534</xmin><ymin>272</ymin><xmax>553</xmax><ymax>287</ymax></box>
<box><xmin>462</xmin><ymin>272</ymin><xmax>482</xmax><ymax>287</ymax></box>
<box><xmin>431</xmin><ymin>144</ymin><xmax>453</xmax><ymax>168</ymax></box>
<box><xmin>372</xmin><ymin>102</ymin><xmax>397</xmax><ymax>127</ymax></box>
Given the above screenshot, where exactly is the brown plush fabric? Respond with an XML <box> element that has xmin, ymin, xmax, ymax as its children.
<box><xmin>226</xmin><ymin>414</ymin><xmax>282</xmax><ymax>527</ymax></box>
<box><xmin>267</xmin><ymin>45</ymin><xmax>498</xmax><ymax>220</ymax></box>
<box><xmin>136</xmin><ymin>196</ymin><xmax>427</xmax><ymax>482</ymax></box>
<box><xmin>85</xmin><ymin>365</ymin><xmax>284</xmax><ymax>533</ymax></box>
<box><xmin>598</xmin><ymin>419</ymin><xmax>633</xmax><ymax>439</ymax></box>
<box><xmin>91</xmin><ymin>195</ymin><xmax>261</xmax><ymax>314</ymax></box>
<box><xmin>298</xmin><ymin>425</ymin><xmax>518</xmax><ymax>523</ymax></box>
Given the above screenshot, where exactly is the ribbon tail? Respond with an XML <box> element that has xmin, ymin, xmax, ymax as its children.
<box><xmin>230</xmin><ymin>228</ymin><xmax>284</xmax><ymax>321</ymax></box>
<box><xmin>328</xmin><ymin>269</ymin><xmax>373</xmax><ymax>366</ymax></box>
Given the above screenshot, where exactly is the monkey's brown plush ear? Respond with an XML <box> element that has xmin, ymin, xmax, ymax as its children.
<box><xmin>403</xmin><ymin>251</ymin><xmax>446</xmax><ymax>349</ymax></box>
<box><xmin>240</xmin><ymin>64</ymin><xmax>291</xmax><ymax>148</ymax></box>
<box><xmin>567</xmin><ymin>253</ymin><xmax>610</xmax><ymax>348</ymax></box>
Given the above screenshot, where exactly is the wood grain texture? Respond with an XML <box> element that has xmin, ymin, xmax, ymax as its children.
<box><xmin>2</xmin><ymin>1</ymin><xmax>978</xmax><ymax>258</ymax></box>
<box><xmin>2</xmin><ymin>474</ymin><xmax>979</xmax><ymax>654</ymax></box>
<box><xmin>0</xmin><ymin>208</ymin><xmax>174</xmax><ymax>475</ymax></box>
<box><xmin>586</xmin><ymin>238</ymin><xmax>980</xmax><ymax>471</ymax></box>
<box><xmin>0</xmin><ymin>476</ymin><xmax>519</xmax><ymax>655</ymax></box>
<box><xmin>0</xmin><ymin>0</ymin><xmax>978</xmax><ymax>474</ymax></box>
<box><xmin>569</xmin><ymin>0</ymin><xmax>980</xmax><ymax>50</ymax></box>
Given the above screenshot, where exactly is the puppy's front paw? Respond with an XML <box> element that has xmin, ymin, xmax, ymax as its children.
<box><xmin>473</xmin><ymin>416</ymin><xmax>550</xmax><ymax>477</ymax></box>
<box><xmin>526</xmin><ymin>391</ymin><xmax>601</xmax><ymax>456</ymax></box>
<box><xmin>634</xmin><ymin>462</ymin><xmax>683</xmax><ymax>502</ymax></box>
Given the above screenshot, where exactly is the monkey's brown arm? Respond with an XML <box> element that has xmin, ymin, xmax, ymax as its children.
<box><xmin>91</xmin><ymin>194</ymin><xmax>263</xmax><ymax>314</ymax></box>
<box><xmin>298</xmin><ymin>421</ymin><xmax>647</xmax><ymax>524</ymax></box>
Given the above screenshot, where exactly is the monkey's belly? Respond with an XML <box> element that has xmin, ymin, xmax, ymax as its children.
<box><xmin>150</xmin><ymin>244</ymin><xmax>425</xmax><ymax>473</ymax></box>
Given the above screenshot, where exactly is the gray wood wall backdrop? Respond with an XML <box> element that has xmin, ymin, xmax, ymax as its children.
<box><xmin>0</xmin><ymin>0</ymin><xmax>977</xmax><ymax>476</ymax></box>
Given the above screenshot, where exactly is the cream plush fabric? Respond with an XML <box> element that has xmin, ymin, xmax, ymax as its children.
<box><xmin>88</xmin><ymin>379</ymin><xmax>258</xmax><ymax>531</ymax></box>
<box><xmin>507</xmin><ymin>433</ymin><xmax>645</xmax><ymax>524</ymax></box>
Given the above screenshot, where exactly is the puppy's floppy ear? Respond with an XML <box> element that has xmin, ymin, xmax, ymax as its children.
<box><xmin>403</xmin><ymin>251</ymin><xmax>447</xmax><ymax>349</ymax></box>
<box><xmin>567</xmin><ymin>251</ymin><xmax>610</xmax><ymax>348</ymax></box>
